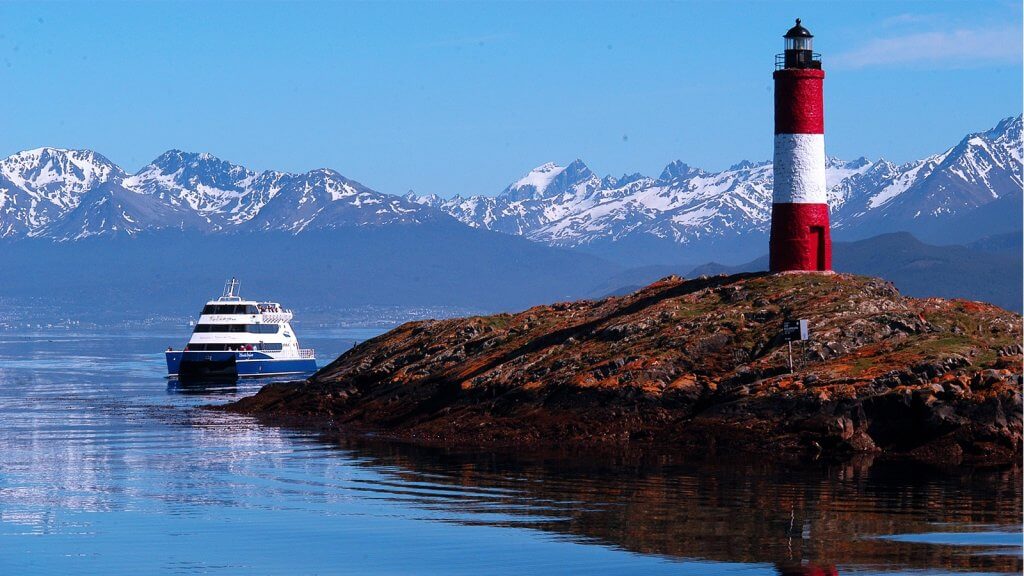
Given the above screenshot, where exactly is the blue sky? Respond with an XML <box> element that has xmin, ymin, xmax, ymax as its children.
<box><xmin>0</xmin><ymin>1</ymin><xmax>1020</xmax><ymax>197</ymax></box>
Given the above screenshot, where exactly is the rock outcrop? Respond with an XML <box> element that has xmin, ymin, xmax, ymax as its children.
<box><xmin>227</xmin><ymin>273</ymin><xmax>1022</xmax><ymax>464</ymax></box>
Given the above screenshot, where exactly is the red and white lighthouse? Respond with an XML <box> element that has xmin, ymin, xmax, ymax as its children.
<box><xmin>770</xmin><ymin>19</ymin><xmax>831</xmax><ymax>272</ymax></box>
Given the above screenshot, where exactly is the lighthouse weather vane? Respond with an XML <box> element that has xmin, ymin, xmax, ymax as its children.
<box><xmin>770</xmin><ymin>18</ymin><xmax>832</xmax><ymax>273</ymax></box>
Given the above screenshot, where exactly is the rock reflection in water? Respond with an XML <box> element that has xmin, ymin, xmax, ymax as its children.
<box><xmin>329</xmin><ymin>438</ymin><xmax>1022</xmax><ymax>574</ymax></box>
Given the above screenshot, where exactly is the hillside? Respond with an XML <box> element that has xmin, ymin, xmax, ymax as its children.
<box><xmin>588</xmin><ymin>232</ymin><xmax>1024</xmax><ymax>312</ymax></box>
<box><xmin>0</xmin><ymin>226</ymin><xmax>620</xmax><ymax>316</ymax></box>
<box><xmin>228</xmin><ymin>273</ymin><xmax>1022</xmax><ymax>465</ymax></box>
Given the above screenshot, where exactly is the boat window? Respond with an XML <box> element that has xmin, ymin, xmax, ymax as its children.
<box><xmin>187</xmin><ymin>344</ymin><xmax>220</xmax><ymax>351</ymax></box>
<box><xmin>187</xmin><ymin>342</ymin><xmax>279</xmax><ymax>352</ymax></box>
<box><xmin>200</xmin><ymin>304</ymin><xmax>259</xmax><ymax>315</ymax></box>
<box><xmin>194</xmin><ymin>324</ymin><xmax>280</xmax><ymax>334</ymax></box>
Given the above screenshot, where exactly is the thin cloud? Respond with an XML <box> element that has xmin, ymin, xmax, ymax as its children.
<box><xmin>832</xmin><ymin>26</ymin><xmax>1022</xmax><ymax>69</ymax></box>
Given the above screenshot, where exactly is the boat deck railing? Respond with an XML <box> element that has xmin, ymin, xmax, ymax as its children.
<box><xmin>299</xmin><ymin>349</ymin><xmax>315</xmax><ymax>359</ymax></box>
<box><xmin>256</xmin><ymin>303</ymin><xmax>292</xmax><ymax>313</ymax></box>
<box><xmin>260</xmin><ymin>312</ymin><xmax>294</xmax><ymax>323</ymax></box>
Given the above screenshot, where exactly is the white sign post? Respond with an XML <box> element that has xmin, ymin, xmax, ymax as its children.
<box><xmin>782</xmin><ymin>319</ymin><xmax>809</xmax><ymax>373</ymax></box>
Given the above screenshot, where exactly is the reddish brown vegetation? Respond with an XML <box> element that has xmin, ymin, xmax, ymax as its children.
<box><xmin>227</xmin><ymin>273</ymin><xmax>1022</xmax><ymax>464</ymax></box>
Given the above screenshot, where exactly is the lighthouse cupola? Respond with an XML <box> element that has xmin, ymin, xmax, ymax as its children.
<box><xmin>781</xmin><ymin>19</ymin><xmax>821</xmax><ymax>70</ymax></box>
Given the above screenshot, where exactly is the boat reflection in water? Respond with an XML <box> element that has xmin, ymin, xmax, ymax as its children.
<box><xmin>167</xmin><ymin>377</ymin><xmax>239</xmax><ymax>396</ymax></box>
<box><xmin>320</xmin><ymin>437</ymin><xmax>1021</xmax><ymax>574</ymax></box>
<box><xmin>167</xmin><ymin>374</ymin><xmax>303</xmax><ymax>397</ymax></box>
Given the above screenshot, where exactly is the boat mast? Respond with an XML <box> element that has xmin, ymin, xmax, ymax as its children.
<box><xmin>222</xmin><ymin>277</ymin><xmax>241</xmax><ymax>300</ymax></box>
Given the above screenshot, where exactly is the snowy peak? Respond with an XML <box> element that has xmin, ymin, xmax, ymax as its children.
<box><xmin>0</xmin><ymin>148</ymin><xmax>445</xmax><ymax>238</ymax></box>
<box><xmin>659</xmin><ymin>160</ymin><xmax>704</xmax><ymax>181</ymax></box>
<box><xmin>123</xmin><ymin>150</ymin><xmax>273</xmax><ymax>227</ymax></box>
<box><xmin>827</xmin><ymin>156</ymin><xmax>873</xmax><ymax>171</ymax></box>
<box><xmin>141</xmin><ymin>149</ymin><xmax>256</xmax><ymax>191</ymax></box>
<box><xmin>984</xmin><ymin>115</ymin><xmax>1022</xmax><ymax>143</ymax></box>
<box><xmin>417</xmin><ymin>116</ymin><xmax>1021</xmax><ymax>250</ymax></box>
<box><xmin>0</xmin><ymin>148</ymin><xmax>125</xmax><ymax>237</ymax></box>
<box><xmin>503</xmin><ymin>162</ymin><xmax>567</xmax><ymax>200</ymax></box>
<box><xmin>1</xmin><ymin>147</ymin><xmax>122</xmax><ymax>196</ymax></box>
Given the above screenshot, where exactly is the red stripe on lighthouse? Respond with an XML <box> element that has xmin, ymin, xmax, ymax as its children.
<box><xmin>769</xmin><ymin>203</ymin><xmax>832</xmax><ymax>271</ymax></box>
<box><xmin>773</xmin><ymin>69</ymin><xmax>825</xmax><ymax>135</ymax></box>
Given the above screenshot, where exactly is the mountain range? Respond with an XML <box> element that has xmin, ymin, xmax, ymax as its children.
<box><xmin>1</xmin><ymin>116</ymin><xmax>1019</xmax><ymax>259</ymax></box>
<box><xmin>0</xmin><ymin>148</ymin><xmax>445</xmax><ymax>241</ymax></box>
<box><xmin>410</xmin><ymin>115</ymin><xmax>1021</xmax><ymax>263</ymax></box>
<box><xmin>0</xmin><ymin>116</ymin><xmax>1020</xmax><ymax>315</ymax></box>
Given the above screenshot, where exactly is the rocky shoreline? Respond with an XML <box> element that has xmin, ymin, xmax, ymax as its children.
<box><xmin>225</xmin><ymin>273</ymin><xmax>1022</xmax><ymax>465</ymax></box>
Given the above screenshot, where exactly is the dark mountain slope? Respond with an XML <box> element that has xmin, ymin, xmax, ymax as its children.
<box><xmin>669</xmin><ymin>233</ymin><xmax>1022</xmax><ymax>312</ymax></box>
<box><xmin>0</xmin><ymin>223</ymin><xmax>619</xmax><ymax>317</ymax></box>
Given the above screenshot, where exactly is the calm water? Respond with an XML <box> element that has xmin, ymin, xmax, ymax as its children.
<box><xmin>0</xmin><ymin>331</ymin><xmax>1020</xmax><ymax>575</ymax></box>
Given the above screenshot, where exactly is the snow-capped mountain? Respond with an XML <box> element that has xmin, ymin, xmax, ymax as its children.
<box><xmin>248</xmin><ymin>168</ymin><xmax>442</xmax><ymax>232</ymax></box>
<box><xmin>413</xmin><ymin>116</ymin><xmax>1021</xmax><ymax>253</ymax></box>
<box><xmin>408</xmin><ymin>160</ymin><xmax>606</xmax><ymax>236</ymax></box>
<box><xmin>0</xmin><ymin>148</ymin><xmax>123</xmax><ymax>237</ymax></box>
<box><xmin>125</xmin><ymin>150</ymin><xmax>441</xmax><ymax>232</ymax></box>
<box><xmin>0</xmin><ymin>116</ymin><xmax>1018</xmax><ymax>254</ymax></box>
<box><xmin>831</xmin><ymin>116</ymin><xmax>1022</xmax><ymax>234</ymax></box>
<box><xmin>38</xmin><ymin>180</ymin><xmax>208</xmax><ymax>241</ymax></box>
<box><xmin>0</xmin><ymin>149</ymin><xmax>448</xmax><ymax>240</ymax></box>
<box><xmin>415</xmin><ymin>155</ymin><xmax>874</xmax><ymax>248</ymax></box>
<box><xmin>123</xmin><ymin>150</ymin><xmax>282</xmax><ymax>228</ymax></box>
<box><xmin>0</xmin><ymin>148</ymin><xmax>207</xmax><ymax>240</ymax></box>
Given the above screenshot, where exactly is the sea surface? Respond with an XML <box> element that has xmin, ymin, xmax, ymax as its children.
<box><xmin>0</xmin><ymin>330</ymin><xmax>1020</xmax><ymax>575</ymax></box>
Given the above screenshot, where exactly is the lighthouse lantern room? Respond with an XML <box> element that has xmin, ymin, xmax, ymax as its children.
<box><xmin>770</xmin><ymin>19</ymin><xmax>832</xmax><ymax>273</ymax></box>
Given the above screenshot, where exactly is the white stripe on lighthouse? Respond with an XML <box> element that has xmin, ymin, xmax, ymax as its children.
<box><xmin>773</xmin><ymin>133</ymin><xmax>827</xmax><ymax>204</ymax></box>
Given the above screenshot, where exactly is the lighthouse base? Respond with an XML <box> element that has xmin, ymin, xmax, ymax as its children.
<box><xmin>769</xmin><ymin>203</ymin><xmax>832</xmax><ymax>272</ymax></box>
<box><xmin>774</xmin><ymin>269</ymin><xmax>836</xmax><ymax>276</ymax></box>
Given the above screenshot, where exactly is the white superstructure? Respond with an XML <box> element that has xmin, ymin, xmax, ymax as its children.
<box><xmin>167</xmin><ymin>278</ymin><xmax>316</xmax><ymax>378</ymax></box>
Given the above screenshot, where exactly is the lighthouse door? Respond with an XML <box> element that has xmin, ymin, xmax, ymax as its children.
<box><xmin>809</xmin><ymin>226</ymin><xmax>826</xmax><ymax>271</ymax></box>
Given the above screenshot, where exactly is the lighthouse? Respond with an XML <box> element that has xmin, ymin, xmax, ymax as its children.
<box><xmin>770</xmin><ymin>19</ymin><xmax>831</xmax><ymax>272</ymax></box>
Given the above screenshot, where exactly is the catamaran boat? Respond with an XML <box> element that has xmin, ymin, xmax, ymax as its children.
<box><xmin>166</xmin><ymin>278</ymin><xmax>317</xmax><ymax>379</ymax></box>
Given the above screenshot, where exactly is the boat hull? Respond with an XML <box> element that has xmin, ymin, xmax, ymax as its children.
<box><xmin>166</xmin><ymin>351</ymin><xmax>317</xmax><ymax>379</ymax></box>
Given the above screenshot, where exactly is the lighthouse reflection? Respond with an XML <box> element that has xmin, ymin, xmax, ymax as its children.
<box><xmin>324</xmin><ymin>437</ymin><xmax>1021</xmax><ymax>574</ymax></box>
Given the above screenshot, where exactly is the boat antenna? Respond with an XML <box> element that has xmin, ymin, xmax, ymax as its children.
<box><xmin>223</xmin><ymin>277</ymin><xmax>241</xmax><ymax>300</ymax></box>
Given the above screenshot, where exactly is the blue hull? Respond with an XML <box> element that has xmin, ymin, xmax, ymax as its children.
<box><xmin>166</xmin><ymin>351</ymin><xmax>317</xmax><ymax>378</ymax></box>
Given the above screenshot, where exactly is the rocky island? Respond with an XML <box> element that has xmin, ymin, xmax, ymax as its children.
<box><xmin>227</xmin><ymin>273</ymin><xmax>1022</xmax><ymax>465</ymax></box>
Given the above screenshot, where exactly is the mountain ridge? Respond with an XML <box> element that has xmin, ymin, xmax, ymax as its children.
<box><xmin>0</xmin><ymin>116</ymin><xmax>1019</xmax><ymax>262</ymax></box>
<box><xmin>416</xmin><ymin>116</ymin><xmax>1021</xmax><ymax>262</ymax></box>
